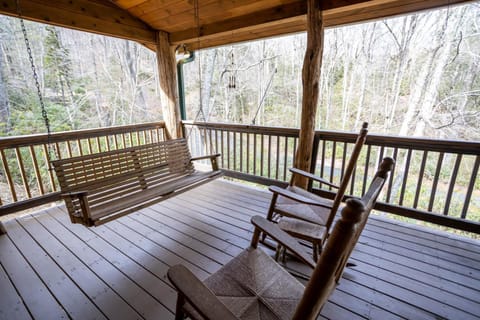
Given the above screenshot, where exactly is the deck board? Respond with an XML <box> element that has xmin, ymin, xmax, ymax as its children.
<box><xmin>1</xmin><ymin>179</ymin><xmax>479</xmax><ymax>320</ymax></box>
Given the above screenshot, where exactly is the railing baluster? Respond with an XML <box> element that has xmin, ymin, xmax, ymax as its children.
<box><xmin>15</xmin><ymin>147</ymin><xmax>31</xmax><ymax>199</ymax></box>
<box><xmin>320</xmin><ymin>140</ymin><xmax>326</xmax><ymax>188</ymax></box>
<box><xmin>340</xmin><ymin>142</ymin><xmax>347</xmax><ymax>183</ymax></box>
<box><xmin>261</xmin><ymin>134</ymin><xmax>264</xmax><ymax>176</ymax></box>
<box><xmin>330</xmin><ymin>141</ymin><xmax>336</xmax><ymax>190</ymax></box>
<box><xmin>147</xmin><ymin>130</ymin><xmax>153</xmax><ymax>144</ymax></box>
<box><xmin>122</xmin><ymin>134</ymin><xmax>127</xmax><ymax>148</ymax></box>
<box><xmin>461</xmin><ymin>155</ymin><xmax>480</xmax><ymax>219</ymax></box>
<box><xmin>283</xmin><ymin>136</ymin><xmax>288</xmax><ymax>181</ymax></box>
<box><xmin>113</xmin><ymin>135</ymin><xmax>119</xmax><ymax>150</ymax></box>
<box><xmin>55</xmin><ymin>142</ymin><xmax>62</xmax><ymax>159</ymax></box>
<box><xmin>221</xmin><ymin>130</ymin><xmax>225</xmax><ymax>168</ymax></box>
<box><xmin>268</xmin><ymin>135</ymin><xmax>272</xmax><ymax>178</ymax></box>
<box><xmin>95</xmin><ymin>137</ymin><xmax>101</xmax><ymax>152</ymax></box>
<box><xmin>253</xmin><ymin>133</ymin><xmax>257</xmax><ymax>175</ymax></box>
<box><xmin>428</xmin><ymin>152</ymin><xmax>444</xmax><ymax>212</ymax></box>
<box><xmin>104</xmin><ymin>136</ymin><xmax>110</xmax><ymax>152</ymax></box>
<box><xmin>443</xmin><ymin>154</ymin><xmax>462</xmax><ymax>216</ymax></box>
<box><xmin>399</xmin><ymin>149</ymin><xmax>412</xmax><ymax>206</ymax></box>
<box><xmin>66</xmin><ymin>141</ymin><xmax>73</xmax><ymax>158</ymax></box>
<box><xmin>87</xmin><ymin>138</ymin><xmax>93</xmax><ymax>154</ymax></box>
<box><xmin>414</xmin><ymin>151</ymin><xmax>428</xmax><ymax>209</ymax></box>
<box><xmin>43</xmin><ymin>144</ymin><xmax>56</xmax><ymax>192</ymax></box>
<box><xmin>1</xmin><ymin>149</ymin><xmax>17</xmax><ymax>201</ymax></box>
<box><xmin>275</xmin><ymin>135</ymin><xmax>280</xmax><ymax>180</ymax></box>
<box><xmin>30</xmin><ymin>146</ymin><xmax>45</xmax><ymax>195</ymax></box>
<box><xmin>362</xmin><ymin>144</ymin><xmax>371</xmax><ymax>196</ymax></box>
<box><xmin>386</xmin><ymin>147</ymin><xmax>398</xmax><ymax>203</ymax></box>
<box><xmin>247</xmin><ymin>133</ymin><xmax>250</xmax><ymax>174</ymax></box>
<box><xmin>77</xmin><ymin>139</ymin><xmax>84</xmax><ymax>156</ymax></box>
<box><xmin>233</xmin><ymin>131</ymin><xmax>237</xmax><ymax>171</ymax></box>
<box><xmin>240</xmin><ymin>132</ymin><xmax>243</xmax><ymax>172</ymax></box>
<box><xmin>214</xmin><ymin>130</ymin><xmax>219</xmax><ymax>155</ymax></box>
<box><xmin>227</xmin><ymin>131</ymin><xmax>231</xmax><ymax>170</ymax></box>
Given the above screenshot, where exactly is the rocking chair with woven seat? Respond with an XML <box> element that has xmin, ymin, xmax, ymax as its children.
<box><xmin>167</xmin><ymin>158</ymin><xmax>394</xmax><ymax>320</ymax></box>
<box><xmin>266</xmin><ymin>122</ymin><xmax>368</xmax><ymax>260</ymax></box>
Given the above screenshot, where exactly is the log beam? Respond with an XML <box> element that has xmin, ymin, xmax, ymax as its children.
<box><xmin>0</xmin><ymin>0</ymin><xmax>156</xmax><ymax>48</ymax></box>
<box><xmin>156</xmin><ymin>31</ymin><xmax>182</xmax><ymax>139</ymax></box>
<box><xmin>170</xmin><ymin>0</ymin><xmax>471</xmax><ymax>50</ymax></box>
<box><xmin>294</xmin><ymin>0</ymin><xmax>324</xmax><ymax>188</ymax></box>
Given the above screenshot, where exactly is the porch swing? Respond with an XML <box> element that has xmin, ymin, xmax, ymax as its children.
<box><xmin>17</xmin><ymin>0</ymin><xmax>222</xmax><ymax>227</ymax></box>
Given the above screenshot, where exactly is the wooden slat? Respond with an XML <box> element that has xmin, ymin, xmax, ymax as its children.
<box><xmin>41</xmin><ymin>208</ymin><xmax>175</xmax><ymax>318</ymax></box>
<box><xmin>0</xmin><ymin>230</ymin><xmax>67</xmax><ymax>318</ymax></box>
<box><xmin>4</xmin><ymin>219</ymin><xmax>106</xmax><ymax>319</ymax></box>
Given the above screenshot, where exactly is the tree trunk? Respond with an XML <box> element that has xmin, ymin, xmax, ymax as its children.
<box><xmin>156</xmin><ymin>31</ymin><xmax>181</xmax><ymax>139</ymax></box>
<box><xmin>294</xmin><ymin>0</ymin><xmax>324</xmax><ymax>188</ymax></box>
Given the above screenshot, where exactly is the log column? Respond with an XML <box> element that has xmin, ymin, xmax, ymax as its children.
<box><xmin>156</xmin><ymin>31</ymin><xmax>182</xmax><ymax>139</ymax></box>
<box><xmin>294</xmin><ymin>0</ymin><xmax>324</xmax><ymax>188</ymax></box>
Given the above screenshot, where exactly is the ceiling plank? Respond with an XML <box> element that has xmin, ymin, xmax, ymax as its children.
<box><xmin>0</xmin><ymin>0</ymin><xmax>157</xmax><ymax>45</ymax></box>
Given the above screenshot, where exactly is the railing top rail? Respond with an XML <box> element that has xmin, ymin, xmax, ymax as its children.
<box><xmin>0</xmin><ymin>122</ymin><xmax>166</xmax><ymax>149</ymax></box>
<box><xmin>182</xmin><ymin>121</ymin><xmax>300</xmax><ymax>137</ymax></box>
<box><xmin>183</xmin><ymin>121</ymin><xmax>480</xmax><ymax>155</ymax></box>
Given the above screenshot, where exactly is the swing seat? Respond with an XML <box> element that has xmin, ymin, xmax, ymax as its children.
<box><xmin>52</xmin><ymin>138</ymin><xmax>222</xmax><ymax>227</ymax></box>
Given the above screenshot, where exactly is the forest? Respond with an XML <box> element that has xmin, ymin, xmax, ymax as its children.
<box><xmin>0</xmin><ymin>2</ymin><xmax>478</xmax><ymax>141</ymax></box>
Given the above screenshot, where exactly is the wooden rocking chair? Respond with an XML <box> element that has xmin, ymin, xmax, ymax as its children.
<box><xmin>167</xmin><ymin>158</ymin><xmax>394</xmax><ymax>320</ymax></box>
<box><xmin>266</xmin><ymin>123</ymin><xmax>368</xmax><ymax>260</ymax></box>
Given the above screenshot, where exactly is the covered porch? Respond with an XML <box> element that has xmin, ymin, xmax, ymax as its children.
<box><xmin>0</xmin><ymin>0</ymin><xmax>479</xmax><ymax>319</ymax></box>
<box><xmin>2</xmin><ymin>180</ymin><xmax>479</xmax><ymax>319</ymax></box>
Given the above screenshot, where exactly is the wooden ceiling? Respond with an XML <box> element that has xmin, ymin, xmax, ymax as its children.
<box><xmin>0</xmin><ymin>0</ymin><xmax>472</xmax><ymax>50</ymax></box>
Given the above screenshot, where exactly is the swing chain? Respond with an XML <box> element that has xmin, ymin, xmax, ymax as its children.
<box><xmin>16</xmin><ymin>0</ymin><xmax>57</xmax><ymax>164</ymax></box>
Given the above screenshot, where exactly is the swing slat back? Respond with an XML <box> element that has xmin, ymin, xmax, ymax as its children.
<box><xmin>52</xmin><ymin>138</ymin><xmax>222</xmax><ymax>226</ymax></box>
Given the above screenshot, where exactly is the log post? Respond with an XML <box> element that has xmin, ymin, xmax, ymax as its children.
<box><xmin>156</xmin><ymin>31</ymin><xmax>182</xmax><ymax>139</ymax></box>
<box><xmin>293</xmin><ymin>0</ymin><xmax>324</xmax><ymax>188</ymax></box>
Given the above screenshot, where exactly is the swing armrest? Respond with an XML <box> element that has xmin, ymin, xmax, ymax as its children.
<box><xmin>190</xmin><ymin>154</ymin><xmax>221</xmax><ymax>161</ymax></box>
<box><xmin>289</xmin><ymin>168</ymin><xmax>339</xmax><ymax>189</ymax></box>
<box><xmin>61</xmin><ymin>191</ymin><xmax>92</xmax><ymax>223</ymax></box>
<box><xmin>61</xmin><ymin>191</ymin><xmax>89</xmax><ymax>200</ymax></box>
<box><xmin>190</xmin><ymin>154</ymin><xmax>221</xmax><ymax>170</ymax></box>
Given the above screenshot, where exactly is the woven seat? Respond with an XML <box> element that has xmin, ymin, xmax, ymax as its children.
<box><xmin>184</xmin><ymin>248</ymin><xmax>304</xmax><ymax>320</ymax></box>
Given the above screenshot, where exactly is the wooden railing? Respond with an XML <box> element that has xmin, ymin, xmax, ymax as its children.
<box><xmin>183</xmin><ymin>121</ymin><xmax>480</xmax><ymax>234</ymax></box>
<box><xmin>0</xmin><ymin>122</ymin><xmax>167</xmax><ymax>214</ymax></box>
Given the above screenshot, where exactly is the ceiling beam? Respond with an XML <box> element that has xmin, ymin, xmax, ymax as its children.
<box><xmin>0</xmin><ymin>0</ymin><xmax>157</xmax><ymax>46</ymax></box>
<box><xmin>170</xmin><ymin>0</ymin><xmax>473</xmax><ymax>50</ymax></box>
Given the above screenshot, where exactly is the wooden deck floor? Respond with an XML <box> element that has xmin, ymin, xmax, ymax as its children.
<box><xmin>1</xmin><ymin>180</ymin><xmax>479</xmax><ymax>320</ymax></box>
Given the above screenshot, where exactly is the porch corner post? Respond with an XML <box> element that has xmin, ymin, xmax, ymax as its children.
<box><xmin>294</xmin><ymin>0</ymin><xmax>324</xmax><ymax>188</ymax></box>
<box><xmin>156</xmin><ymin>31</ymin><xmax>182</xmax><ymax>139</ymax></box>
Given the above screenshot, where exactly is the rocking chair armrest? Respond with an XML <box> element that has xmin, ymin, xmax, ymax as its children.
<box><xmin>251</xmin><ymin>216</ymin><xmax>316</xmax><ymax>269</ymax></box>
<box><xmin>167</xmin><ymin>264</ymin><xmax>239</xmax><ymax>320</ymax></box>
<box><xmin>268</xmin><ymin>186</ymin><xmax>333</xmax><ymax>209</ymax></box>
<box><xmin>289</xmin><ymin>168</ymin><xmax>339</xmax><ymax>189</ymax></box>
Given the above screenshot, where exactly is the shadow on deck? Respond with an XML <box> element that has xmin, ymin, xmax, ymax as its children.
<box><xmin>1</xmin><ymin>180</ymin><xmax>479</xmax><ymax>319</ymax></box>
